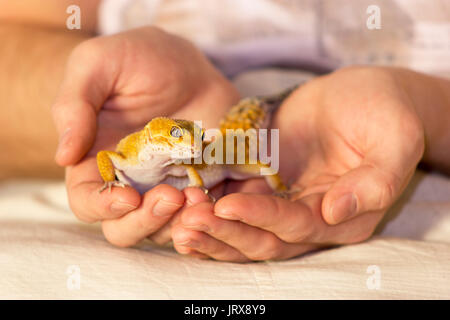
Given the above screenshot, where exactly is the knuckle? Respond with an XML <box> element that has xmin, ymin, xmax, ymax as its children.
<box><xmin>148</xmin><ymin>235</ymin><xmax>168</xmax><ymax>246</ymax></box>
<box><xmin>102</xmin><ymin>225</ymin><xmax>135</xmax><ymax>248</ymax></box>
<box><xmin>185</xmin><ymin>230</ymin><xmax>203</xmax><ymax>243</ymax></box>
<box><xmin>72</xmin><ymin>38</ymin><xmax>103</xmax><ymax>59</ymax></box>
<box><xmin>69</xmin><ymin>37</ymin><xmax>114</xmax><ymax>71</ymax></box>
<box><xmin>247</xmin><ymin>236</ymin><xmax>282</xmax><ymax>261</ymax></box>
<box><xmin>345</xmin><ymin>230</ymin><xmax>372</xmax><ymax>244</ymax></box>
<box><xmin>210</xmin><ymin>221</ymin><xmax>236</xmax><ymax>243</ymax></box>
<box><xmin>281</xmin><ymin>219</ymin><xmax>314</xmax><ymax>243</ymax></box>
<box><xmin>148</xmin><ymin>228</ymin><xmax>171</xmax><ymax>246</ymax></box>
<box><xmin>283</xmin><ymin>231</ymin><xmax>308</xmax><ymax>244</ymax></box>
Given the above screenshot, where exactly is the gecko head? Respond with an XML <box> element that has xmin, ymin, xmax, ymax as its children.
<box><xmin>142</xmin><ymin>117</ymin><xmax>204</xmax><ymax>160</ymax></box>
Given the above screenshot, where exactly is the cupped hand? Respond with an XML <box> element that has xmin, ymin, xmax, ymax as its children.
<box><xmin>172</xmin><ymin>66</ymin><xmax>425</xmax><ymax>262</ymax></box>
<box><xmin>52</xmin><ymin>27</ymin><xmax>239</xmax><ymax>246</ymax></box>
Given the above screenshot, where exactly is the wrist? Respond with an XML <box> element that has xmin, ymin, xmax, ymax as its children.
<box><xmin>392</xmin><ymin>67</ymin><xmax>450</xmax><ymax>172</ymax></box>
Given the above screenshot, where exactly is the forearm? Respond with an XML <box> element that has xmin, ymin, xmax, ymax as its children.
<box><xmin>0</xmin><ymin>24</ymin><xmax>90</xmax><ymax>179</ymax></box>
<box><xmin>393</xmin><ymin>68</ymin><xmax>450</xmax><ymax>173</ymax></box>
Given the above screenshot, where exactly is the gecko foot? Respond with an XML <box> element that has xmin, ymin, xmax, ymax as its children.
<box><xmin>273</xmin><ymin>188</ymin><xmax>302</xmax><ymax>200</ymax></box>
<box><xmin>206</xmin><ymin>192</ymin><xmax>216</xmax><ymax>203</ymax></box>
<box><xmin>273</xmin><ymin>191</ymin><xmax>290</xmax><ymax>199</ymax></box>
<box><xmin>200</xmin><ymin>187</ymin><xmax>216</xmax><ymax>202</ymax></box>
<box><xmin>99</xmin><ymin>181</ymin><xmax>126</xmax><ymax>193</ymax></box>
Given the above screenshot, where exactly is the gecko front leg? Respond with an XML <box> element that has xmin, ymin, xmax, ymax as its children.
<box><xmin>97</xmin><ymin>151</ymin><xmax>127</xmax><ymax>193</ymax></box>
<box><xmin>184</xmin><ymin>165</ymin><xmax>205</xmax><ymax>191</ymax></box>
<box><xmin>183</xmin><ymin>165</ymin><xmax>216</xmax><ymax>201</ymax></box>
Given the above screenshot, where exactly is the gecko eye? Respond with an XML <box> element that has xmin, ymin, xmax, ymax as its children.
<box><xmin>170</xmin><ymin>126</ymin><xmax>182</xmax><ymax>138</ymax></box>
<box><xmin>201</xmin><ymin>131</ymin><xmax>205</xmax><ymax>141</ymax></box>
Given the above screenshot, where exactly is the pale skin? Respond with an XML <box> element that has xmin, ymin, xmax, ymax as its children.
<box><xmin>172</xmin><ymin>67</ymin><xmax>450</xmax><ymax>261</ymax></box>
<box><xmin>0</xmin><ymin>0</ymin><xmax>98</xmax><ymax>179</ymax></box>
<box><xmin>2</xmin><ymin>2</ymin><xmax>450</xmax><ymax>262</ymax></box>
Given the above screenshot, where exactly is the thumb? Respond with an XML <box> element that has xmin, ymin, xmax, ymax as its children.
<box><xmin>322</xmin><ymin>163</ymin><xmax>412</xmax><ymax>225</ymax></box>
<box><xmin>52</xmin><ymin>41</ymin><xmax>116</xmax><ymax>166</ymax></box>
<box><xmin>52</xmin><ymin>99</ymin><xmax>97</xmax><ymax>166</ymax></box>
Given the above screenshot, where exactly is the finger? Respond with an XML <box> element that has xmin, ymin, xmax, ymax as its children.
<box><xmin>52</xmin><ymin>41</ymin><xmax>117</xmax><ymax>166</ymax></box>
<box><xmin>184</xmin><ymin>187</ymin><xmax>212</xmax><ymax>206</ymax></box>
<box><xmin>214</xmin><ymin>193</ymin><xmax>318</xmax><ymax>243</ymax></box>
<box><xmin>182</xmin><ymin>202</ymin><xmax>315</xmax><ymax>260</ymax></box>
<box><xmin>172</xmin><ymin>224</ymin><xmax>250</xmax><ymax>262</ymax></box>
<box><xmin>148</xmin><ymin>187</ymin><xmax>210</xmax><ymax>245</ymax></box>
<box><xmin>69</xmin><ymin>181</ymin><xmax>141</xmax><ymax>223</ymax></box>
<box><xmin>224</xmin><ymin>178</ymin><xmax>271</xmax><ymax>195</ymax></box>
<box><xmin>52</xmin><ymin>99</ymin><xmax>98</xmax><ymax>166</ymax></box>
<box><xmin>147</xmin><ymin>213</ymin><xmax>179</xmax><ymax>246</ymax></box>
<box><xmin>66</xmin><ymin>158</ymin><xmax>141</xmax><ymax>223</ymax></box>
<box><xmin>215</xmin><ymin>192</ymin><xmax>385</xmax><ymax>245</ymax></box>
<box><xmin>322</xmin><ymin>108</ymin><xmax>424</xmax><ymax>225</ymax></box>
<box><xmin>101</xmin><ymin>184</ymin><xmax>184</xmax><ymax>247</ymax></box>
<box><xmin>186</xmin><ymin>252</ymin><xmax>211</xmax><ymax>260</ymax></box>
<box><xmin>298</xmin><ymin>193</ymin><xmax>385</xmax><ymax>244</ymax></box>
<box><xmin>322</xmin><ymin>164</ymin><xmax>416</xmax><ymax>225</ymax></box>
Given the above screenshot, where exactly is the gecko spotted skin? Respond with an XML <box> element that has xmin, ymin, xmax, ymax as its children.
<box><xmin>96</xmin><ymin>86</ymin><xmax>298</xmax><ymax>195</ymax></box>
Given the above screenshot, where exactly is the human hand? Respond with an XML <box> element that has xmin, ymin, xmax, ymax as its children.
<box><xmin>52</xmin><ymin>27</ymin><xmax>239</xmax><ymax>246</ymax></box>
<box><xmin>171</xmin><ymin>66</ymin><xmax>425</xmax><ymax>262</ymax></box>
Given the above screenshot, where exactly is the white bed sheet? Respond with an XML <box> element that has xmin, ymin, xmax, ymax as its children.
<box><xmin>0</xmin><ymin>69</ymin><xmax>449</xmax><ymax>299</ymax></box>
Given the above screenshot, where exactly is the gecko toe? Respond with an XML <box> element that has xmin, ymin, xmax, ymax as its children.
<box><xmin>200</xmin><ymin>187</ymin><xmax>216</xmax><ymax>202</ymax></box>
<box><xmin>207</xmin><ymin>193</ymin><xmax>216</xmax><ymax>203</ymax></box>
<box><xmin>273</xmin><ymin>191</ymin><xmax>289</xmax><ymax>199</ymax></box>
<box><xmin>273</xmin><ymin>188</ymin><xmax>303</xmax><ymax>200</ymax></box>
<box><xmin>98</xmin><ymin>181</ymin><xmax>127</xmax><ymax>194</ymax></box>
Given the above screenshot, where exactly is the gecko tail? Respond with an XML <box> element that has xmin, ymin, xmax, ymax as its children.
<box><xmin>257</xmin><ymin>84</ymin><xmax>302</xmax><ymax>114</ymax></box>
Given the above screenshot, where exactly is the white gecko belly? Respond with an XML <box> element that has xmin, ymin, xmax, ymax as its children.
<box><xmin>115</xmin><ymin>161</ymin><xmax>252</xmax><ymax>194</ymax></box>
<box><xmin>115</xmin><ymin>165</ymin><xmax>168</xmax><ymax>194</ymax></box>
<box><xmin>111</xmin><ymin>154</ymin><xmax>172</xmax><ymax>194</ymax></box>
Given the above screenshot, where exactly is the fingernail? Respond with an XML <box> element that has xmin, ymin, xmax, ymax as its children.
<box><xmin>330</xmin><ymin>193</ymin><xmax>357</xmax><ymax>224</ymax></box>
<box><xmin>153</xmin><ymin>199</ymin><xmax>181</xmax><ymax>217</ymax></box>
<box><xmin>177</xmin><ymin>239</ymin><xmax>200</xmax><ymax>248</ymax></box>
<box><xmin>110</xmin><ymin>202</ymin><xmax>137</xmax><ymax>215</ymax></box>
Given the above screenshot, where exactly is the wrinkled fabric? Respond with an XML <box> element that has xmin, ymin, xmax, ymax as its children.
<box><xmin>1</xmin><ymin>69</ymin><xmax>449</xmax><ymax>299</ymax></box>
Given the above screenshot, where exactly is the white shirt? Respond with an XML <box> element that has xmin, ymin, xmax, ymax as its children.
<box><xmin>98</xmin><ymin>0</ymin><xmax>450</xmax><ymax>78</ymax></box>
